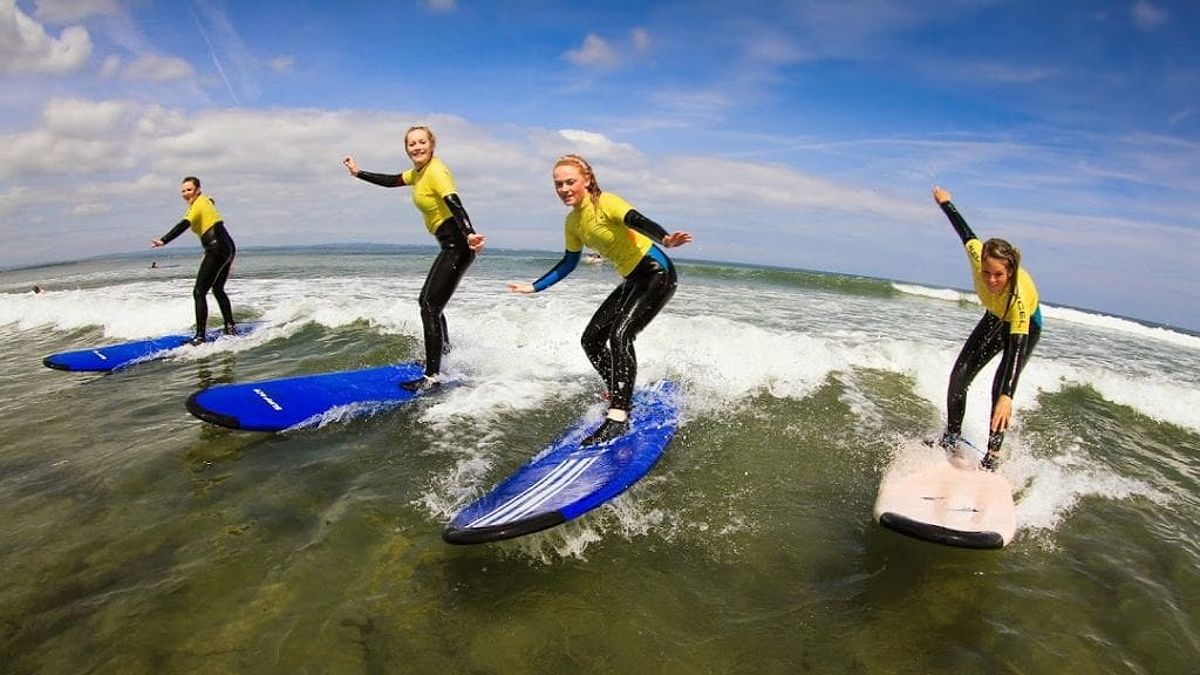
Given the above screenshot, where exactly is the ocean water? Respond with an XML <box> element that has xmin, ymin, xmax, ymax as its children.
<box><xmin>1</xmin><ymin>246</ymin><xmax>1197</xmax><ymax>673</ymax></box>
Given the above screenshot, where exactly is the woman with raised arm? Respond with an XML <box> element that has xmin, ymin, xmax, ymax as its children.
<box><xmin>932</xmin><ymin>186</ymin><xmax>1042</xmax><ymax>470</ymax></box>
<box><xmin>508</xmin><ymin>154</ymin><xmax>692</xmax><ymax>446</ymax></box>
<box><xmin>344</xmin><ymin>125</ymin><xmax>486</xmax><ymax>392</ymax></box>
<box><xmin>150</xmin><ymin>176</ymin><xmax>237</xmax><ymax>346</ymax></box>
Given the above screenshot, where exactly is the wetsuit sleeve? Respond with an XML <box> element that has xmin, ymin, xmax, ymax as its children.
<box><xmin>159</xmin><ymin>219</ymin><xmax>190</xmax><ymax>245</ymax></box>
<box><xmin>624</xmin><ymin>209</ymin><xmax>669</xmax><ymax>243</ymax></box>
<box><xmin>442</xmin><ymin>193</ymin><xmax>477</xmax><ymax>237</ymax></box>
<box><xmin>998</xmin><ymin>333</ymin><xmax>1030</xmax><ymax>397</ymax></box>
<box><xmin>532</xmin><ymin>250</ymin><xmax>582</xmax><ymax>292</ymax></box>
<box><xmin>354</xmin><ymin>170</ymin><xmax>406</xmax><ymax>188</ymax></box>
<box><xmin>939</xmin><ymin>201</ymin><xmax>977</xmax><ymax>245</ymax></box>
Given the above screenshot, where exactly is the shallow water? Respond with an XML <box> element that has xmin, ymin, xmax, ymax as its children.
<box><xmin>1</xmin><ymin>247</ymin><xmax>1197</xmax><ymax>673</ymax></box>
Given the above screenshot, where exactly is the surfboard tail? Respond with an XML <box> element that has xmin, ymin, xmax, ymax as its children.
<box><xmin>442</xmin><ymin>511</ymin><xmax>567</xmax><ymax>545</ymax></box>
<box><xmin>878</xmin><ymin>512</ymin><xmax>1006</xmax><ymax>549</ymax></box>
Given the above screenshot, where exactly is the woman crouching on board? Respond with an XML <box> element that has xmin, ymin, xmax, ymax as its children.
<box><xmin>508</xmin><ymin>154</ymin><xmax>692</xmax><ymax>446</ymax></box>
<box><xmin>343</xmin><ymin>125</ymin><xmax>486</xmax><ymax>392</ymax></box>
<box><xmin>933</xmin><ymin>186</ymin><xmax>1042</xmax><ymax>470</ymax></box>
<box><xmin>150</xmin><ymin>176</ymin><xmax>237</xmax><ymax>346</ymax></box>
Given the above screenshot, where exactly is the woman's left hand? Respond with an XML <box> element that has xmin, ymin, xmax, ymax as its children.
<box><xmin>467</xmin><ymin>233</ymin><xmax>486</xmax><ymax>252</ymax></box>
<box><xmin>990</xmin><ymin>395</ymin><xmax>1013</xmax><ymax>433</ymax></box>
<box><xmin>662</xmin><ymin>231</ymin><xmax>692</xmax><ymax>248</ymax></box>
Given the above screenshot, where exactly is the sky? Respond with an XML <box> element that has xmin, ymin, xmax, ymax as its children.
<box><xmin>1</xmin><ymin>0</ymin><xmax>1198</xmax><ymax>331</ymax></box>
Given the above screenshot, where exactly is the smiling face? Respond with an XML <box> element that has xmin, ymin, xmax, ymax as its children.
<box><xmin>405</xmin><ymin>128</ymin><xmax>435</xmax><ymax>169</ymax></box>
<box><xmin>552</xmin><ymin>163</ymin><xmax>590</xmax><ymax>207</ymax></box>
<box><xmin>180</xmin><ymin>179</ymin><xmax>200</xmax><ymax>204</ymax></box>
<box><xmin>980</xmin><ymin>255</ymin><xmax>1012</xmax><ymax>294</ymax></box>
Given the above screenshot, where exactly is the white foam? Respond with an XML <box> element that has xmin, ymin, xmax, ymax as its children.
<box><xmin>892</xmin><ymin>282</ymin><xmax>976</xmax><ymax>304</ymax></box>
<box><xmin>1006</xmin><ymin>440</ymin><xmax>1172</xmax><ymax>545</ymax></box>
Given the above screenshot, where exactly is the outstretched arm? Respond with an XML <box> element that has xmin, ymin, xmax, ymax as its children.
<box><xmin>152</xmin><ymin>219</ymin><xmax>190</xmax><ymax>247</ymax></box>
<box><xmin>343</xmin><ymin>156</ymin><xmax>405</xmax><ymax>187</ymax></box>
<box><xmin>932</xmin><ymin>186</ymin><xmax>976</xmax><ymax>244</ymax></box>
<box><xmin>508</xmin><ymin>250</ymin><xmax>582</xmax><ymax>294</ymax></box>
<box><xmin>624</xmin><ymin>210</ymin><xmax>692</xmax><ymax>248</ymax></box>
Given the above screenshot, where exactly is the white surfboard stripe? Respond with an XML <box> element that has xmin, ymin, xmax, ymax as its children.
<box><xmin>467</xmin><ymin>460</ymin><xmax>581</xmax><ymax>528</ymax></box>
<box><xmin>469</xmin><ymin>457</ymin><xmax>596</xmax><ymax>528</ymax></box>
<box><xmin>499</xmin><ymin>456</ymin><xmax>598</xmax><ymax>524</ymax></box>
<box><xmin>469</xmin><ymin>455</ymin><xmax>600</xmax><ymax>528</ymax></box>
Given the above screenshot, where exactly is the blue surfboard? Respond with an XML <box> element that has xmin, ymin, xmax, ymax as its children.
<box><xmin>42</xmin><ymin>323</ymin><xmax>262</xmax><ymax>373</ymax></box>
<box><xmin>443</xmin><ymin>380</ymin><xmax>680</xmax><ymax>545</ymax></box>
<box><xmin>185</xmin><ymin>362</ymin><xmax>428</xmax><ymax>432</ymax></box>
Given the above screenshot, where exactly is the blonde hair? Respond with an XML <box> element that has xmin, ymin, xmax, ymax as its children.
<box><xmin>405</xmin><ymin>125</ymin><xmax>437</xmax><ymax>151</ymax></box>
<box><xmin>554</xmin><ymin>154</ymin><xmax>602</xmax><ymax>207</ymax></box>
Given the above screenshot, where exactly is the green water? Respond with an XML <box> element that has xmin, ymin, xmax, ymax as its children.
<box><xmin>1</xmin><ymin>251</ymin><xmax>1198</xmax><ymax>673</ymax></box>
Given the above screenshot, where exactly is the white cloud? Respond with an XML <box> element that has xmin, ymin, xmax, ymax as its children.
<box><xmin>1</xmin><ymin>97</ymin><xmax>1198</xmax><ymax>331</ymax></box>
<box><xmin>556</xmin><ymin>129</ymin><xmax>640</xmax><ymax>160</ymax></box>
<box><xmin>1131</xmin><ymin>1</ymin><xmax>1167</xmax><ymax>31</ymax></box>
<box><xmin>631</xmin><ymin>27</ymin><xmax>650</xmax><ymax>53</ymax></box>
<box><xmin>33</xmin><ymin>0</ymin><xmax>119</xmax><ymax>23</ymax></box>
<box><xmin>565</xmin><ymin>33</ymin><xmax>618</xmax><ymax>68</ymax></box>
<box><xmin>565</xmin><ymin>29</ymin><xmax>655</xmax><ymax>69</ymax></box>
<box><xmin>0</xmin><ymin>0</ymin><xmax>92</xmax><ymax>74</ymax></box>
<box><xmin>122</xmin><ymin>53</ymin><xmax>194</xmax><ymax>82</ymax></box>
<box><xmin>71</xmin><ymin>201</ymin><xmax>110</xmax><ymax>216</ymax></box>
<box><xmin>1167</xmin><ymin>108</ymin><xmax>1196</xmax><ymax>127</ymax></box>
<box><xmin>268</xmin><ymin>55</ymin><xmax>294</xmax><ymax>73</ymax></box>
<box><xmin>98</xmin><ymin>53</ymin><xmax>118</xmax><ymax>77</ymax></box>
<box><xmin>957</xmin><ymin>62</ymin><xmax>1058</xmax><ymax>84</ymax></box>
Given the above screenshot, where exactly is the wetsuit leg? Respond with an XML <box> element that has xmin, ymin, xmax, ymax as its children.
<box><xmin>210</xmin><ymin>231</ymin><xmax>236</xmax><ymax>329</ymax></box>
<box><xmin>945</xmin><ymin>312</ymin><xmax>1006</xmax><ymax>437</ymax></box>
<box><xmin>986</xmin><ymin>319</ymin><xmax>1041</xmax><ymax>452</ymax></box>
<box><xmin>581</xmin><ymin>254</ymin><xmax>677</xmax><ymax>410</ymax></box>
<box><xmin>418</xmin><ymin>221</ymin><xmax>474</xmax><ymax>376</ymax></box>
<box><xmin>193</xmin><ymin>226</ymin><xmax>236</xmax><ymax>338</ymax></box>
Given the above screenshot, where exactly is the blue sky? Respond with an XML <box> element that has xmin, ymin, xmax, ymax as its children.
<box><xmin>2</xmin><ymin>0</ymin><xmax>1198</xmax><ymax>330</ymax></box>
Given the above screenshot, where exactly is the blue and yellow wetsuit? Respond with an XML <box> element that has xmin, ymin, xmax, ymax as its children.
<box><xmin>159</xmin><ymin>194</ymin><xmax>236</xmax><ymax>339</ymax></box>
<box><xmin>354</xmin><ymin>157</ymin><xmax>477</xmax><ymax>380</ymax></box>
<box><xmin>939</xmin><ymin>200</ymin><xmax>1042</xmax><ymax>454</ymax></box>
<box><xmin>531</xmin><ymin>192</ymin><xmax>677</xmax><ymax>413</ymax></box>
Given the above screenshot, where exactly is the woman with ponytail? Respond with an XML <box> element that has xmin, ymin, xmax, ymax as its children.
<box><xmin>509</xmin><ymin>155</ymin><xmax>692</xmax><ymax>446</ymax></box>
<box><xmin>932</xmin><ymin>186</ymin><xmax>1042</xmax><ymax>469</ymax></box>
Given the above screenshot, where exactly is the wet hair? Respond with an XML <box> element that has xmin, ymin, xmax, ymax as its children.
<box><xmin>405</xmin><ymin>125</ymin><xmax>437</xmax><ymax>151</ymax></box>
<box><xmin>553</xmin><ymin>154</ymin><xmax>602</xmax><ymax>207</ymax></box>
<box><xmin>182</xmin><ymin>176</ymin><xmax>201</xmax><ymax>189</ymax></box>
<box><xmin>982</xmin><ymin>237</ymin><xmax>1021</xmax><ymax>294</ymax></box>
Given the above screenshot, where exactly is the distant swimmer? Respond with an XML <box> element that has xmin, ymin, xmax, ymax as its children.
<box><xmin>508</xmin><ymin>154</ymin><xmax>692</xmax><ymax>446</ymax></box>
<box><xmin>932</xmin><ymin>186</ymin><xmax>1042</xmax><ymax>470</ymax></box>
<box><xmin>344</xmin><ymin>125</ymin><xmax>486</xmax><ymax>393</ymax></box>
<box><xmin>32</xmin><ymin>285</ymin><xmax>44</xmax><ymax>294</ymax></box>
<box><xmin>150</xmin><ymin>261</ymin><xmax>158</xmax><ymax>269</ymax></box>
<box><xmin>150</xmin><ymin>176</ymin><xmax>238</xmax><ymax>346</ymax></box>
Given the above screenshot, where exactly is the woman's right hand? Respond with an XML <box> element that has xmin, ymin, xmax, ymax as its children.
<box><xmin>932</xmin><ymin>186</ymin><xmax>951</xmax><ymax>204</ymax></box>
<box><xmin>150</xmin><ymin>238</ymin><xmax>164</xmax><ymax>248</ymax></box>
<box><xmin>342</xmin><ymin>156</ymin><xmax>359</xmax><ymax>176</ymax></box>
<box><xmin>507</xmin><ymin>282</ymin><xmax>535</xmax><ymax>294</ymax></box>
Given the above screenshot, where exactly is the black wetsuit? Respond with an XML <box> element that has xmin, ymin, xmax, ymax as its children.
<box><xmin>160</xmin><ymin>219</ymin><xmax>236</xmax><ymax>339</ymax></box>
<box><xmin>533</xmin><ymin>206</ymin><xmax>678</xmax><ymax>411</ymax></box>
<box><xmin>581</xmin><ymin>248</ymin><xmax>676</xmax><ymax>411</ymax></box>
<box><xmin>940</xmin><ymin>200</ymin><xmax>1042</xmax><ymax>453</ymax></box>
<box><xmin>355</xmin><ymin>169</ymin><xmax>477</xmax><ymax>378</ymax></box>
